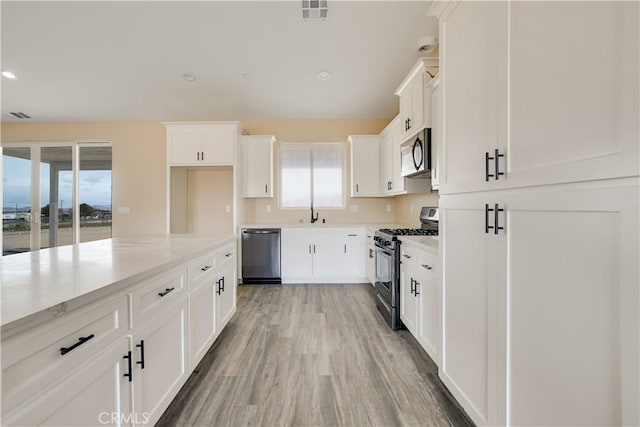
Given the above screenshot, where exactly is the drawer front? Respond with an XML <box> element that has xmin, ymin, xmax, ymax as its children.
<box><xmin>400</xmin><ymin>245</ymin><xmax>418</xmax><ymax>271</ymax></box>
<box><xmin>188</xmin><ymin>251</ymin><xmax>216</xmax><ymax>286</ymax></box>
<box><xmin>417</xmin><ymin>250</ymin><xmax>439</xmax><ymax>282</ymax></box>
<box><xmin>131</xmin><ymin>266</ymin><xmax>187</xmax><ymax>327</ymax></box>
<box><xmin>217</xmin><ymin>241</ymin><xmax>236</xmax><ymax>267</ymax></box>
<box><xmin>1</xmin><ymin>294</ymin><xmax>129</xmax><ymax>413</ymax></box>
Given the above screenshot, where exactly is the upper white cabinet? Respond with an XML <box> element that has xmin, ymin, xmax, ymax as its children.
<box><xmin>427</xmin><ymin>75</ymin><xmax>441</xmax><ymax>190</ymax></box>
<box><xmin>395</xmin><ymin>58</ymin><xmax>438</xmax><ymax>143</ymax></box>
<box><xmin>436</xmin><ymin>1</ymin><xmax>639</xmax><ymax>195</ymax></box>
<box><xmin>348</xmin><ymin>135</ymin><xmax>381</xmax><ymax>197</ymax></box>
<box><xmin>166</xmin><ymin>122</ymin><xmax>239</xmax><ymax>166</ymax></box>
<box><xmin>380</xmin><ymin>116</ymin><xmax>430</xmax><ymax>196</ymax></box>
<box><xmin>242</xmin><ymin>135</ymin><xmax>275</xmax><ymax>198</ymax></box>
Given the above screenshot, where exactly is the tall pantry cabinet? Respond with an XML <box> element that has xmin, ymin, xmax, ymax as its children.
<box><xmin>430</xmin><ymin>1</ymin><xmax>639</xmax><ymax>426</ymax></box>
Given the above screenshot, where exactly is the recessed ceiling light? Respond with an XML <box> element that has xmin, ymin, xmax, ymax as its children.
<box><xmin>317</xmin><ymin>71</ymin><xmax>331</xmax><ymax>81</ymax></box>
<box><xmin>2</xmin><ymin>71</ymin><xmax>17</xmax><ymax>79</ymax></box>
<box><xmin>182</xmin><ymin>73</ymin><xmax>197</xmax><ymax>82</ymax></box>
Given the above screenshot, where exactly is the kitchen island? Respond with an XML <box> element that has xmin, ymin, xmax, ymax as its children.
<box><xmin>1</xmin><ymin>233</ymin><xmax>238</xmax><ymax>426</ymax></box>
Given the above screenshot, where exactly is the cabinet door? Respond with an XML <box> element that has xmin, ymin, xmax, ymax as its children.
<box><xmin>409</xmin><ymin>73</ymin><xmax>425</xmax><ymax>136</ymax></box>
<box><xmin>167</xmin><ymin>125</ymin><xmax>203</xmax><ymax>165</ymax></box>
<box><xmin>189</xmin><ymin>278</ymin><xmax>217</xmax><ymax>369</ymax></box>
<box><xmin>350</xmin><ymin>136</ymin><xmax>381</xmax><ymax>197</ymax></box>
<box><xmin>399</xmin><ymin>89</ymin><xmax>412</xmax><ymax>142</ymax></box>
<box><xmin>390</xmin><ymin>118</ymin><xmax>406</xmax><ymax>193</ymax></box>
<box><xmin>379</xmin><ymin>133</ymin><xmax>393</xmax><ymax>195</ymax></box>
<box><xmin>399</xmin><ymin>265</ymin><xmax>418</xmax><ymax>338</ymax></box>
<box><xmin>217</xmin><ymin>260</ymin><xmax>237</xmax><ymax>330</ymax></box>
<box><xmin>343</xmin><ymin>230</ymin><xmax>367</xmax><ymax>282</ymax></box>
<box><xmin>503</xmin><ymin>1</ymin><xmax>639</xmax><ymax>189</ymax></box>
<box><xmin>242</xmin><ymin>136</ymin><xmax>274</xmax><ymax>197</ymax></box>
<box><xmin>281</xmin><ymin>230</ymin><xmax>313</xmax><ymax>283</ymax></box>
<box><xmin>3</xmin><ymin>338</ymin><xmax>132</xmax><ymax>427</ymax></box>
<box><xmin>498</xmin><ymin>183</ymin><xmax>639</xmax><ymax>426</ymax></box>
<box><xmin>439</xmin><ymin>194</ymin><xmax>499</xmax><ymax>426</ymax></box>
<box><xmin>417</xmin><ymin>274</ymin><xmax>439</xmax><ymax>363</ymax></box>
<box><xmin>201</xmin><ymin>125</ymin><xmax>235</xmax><ymax>165</ymax></box>
<box><xmin>312</xmin><ymin>236</ymin><xmax>347</xmax><ymax>281</ymax></box>
<box><xmin>429</xmin><ymin>77</ymin><xmax>441</xmax><ymax>190</ymax></box>
<box><xmin>366</xmin><ymin>243</ymin><xmax>376</xmax><ymax>286</ymax></box>
<box><xmin>439</xmin><ymin>1</ymin><xmax>500</xmax><ymax>195</ymax></box>
<box><xmin>132</xmin><ymin>298</ymin><xmax>188</xmax><ymax>427</ymax></box>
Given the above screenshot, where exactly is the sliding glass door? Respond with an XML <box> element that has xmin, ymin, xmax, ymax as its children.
<box><xmin>2</xmin><ymin>142</ymin><xmax>112</xmax><ymax>255</ymax></box>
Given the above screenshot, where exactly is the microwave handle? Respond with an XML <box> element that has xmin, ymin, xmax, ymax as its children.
<box><xmin>412</xmin><ymin>137</ymin><xmax>424</xmax><ymax>170</ymax></box>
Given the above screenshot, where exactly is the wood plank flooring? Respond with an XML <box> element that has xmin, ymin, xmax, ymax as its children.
<box><xmin>157</xmin><ymin>284</ymin><xmax>473</xmax><ymax>427</ymax></box>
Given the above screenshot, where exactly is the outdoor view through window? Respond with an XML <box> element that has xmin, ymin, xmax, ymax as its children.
<box><xmin>2</xmin><ymin>144</ymin><xmax>112</xmax><ymax>255</ymax></box>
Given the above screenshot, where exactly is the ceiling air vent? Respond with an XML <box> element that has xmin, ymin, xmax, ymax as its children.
<box><xmin>302</xmin><ymin>0</ymin><xmax>328</xmax><ymax>20</ymax></box>
<box><xmin>9</xmin><ymin>112</ymin><xmax>31</xmax><ymax>119</ymax></box>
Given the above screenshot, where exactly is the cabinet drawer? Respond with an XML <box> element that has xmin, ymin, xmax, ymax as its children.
<box><xmin>217</xmin><ymin>241</ymin><xmax>236</xmax><ymax>266</ymax></box>
<box><xmin>130</xmin><ymin>266</ymin><xmax>187</xmax><ymax>327</ymax></box>
<box><xmin>188</xmin><ymin>251</ymin><xmax>216</xmax><ymax>286</ymax></box>
<box><xmin>400</xmin><ymin>245</ymin><xmax>418</xmax><ymax>270</ymax></box>
<box><xmin>1</xmin><ymin>294</ymin><xmax>129</xmax><ymax>414</ymax></box>
<box><xmin>417</xmin><ymin>250</ymin><xmax>439</xmax><ymax>281</ymax></box>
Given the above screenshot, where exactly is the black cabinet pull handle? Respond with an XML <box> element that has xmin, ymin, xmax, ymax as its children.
<box><xmin>410</xmin><ymin>278</ymin><xmax>415</xmax><ymax>295</ymax></box>
<box><xmin>123</xmin><ymin>351</ymin><xmax>133</xmax><ymax>382</ymax></box>
<box><xmin>421</xmin><ymin>264</ymin><xmax>433</xmax><ymax>270</ymax></box>
<box><xmin>313</xmin><ymin>244</ymin><xmax>316</xmax><ymax>254</ymax></box>
<box><xmin>201</xmin><ymin>265</ymin><xmax>211</xmax><ymax>272</ymax></box>
<box><xmin>216</xmin><ymin>278</ymin><xmax>222</xmax><ymax>295</ymax></box>
<box><xmin>485</xmin><ymin>151</ymin><xmax>495</xmax><ymax>181</ymax></box>
<box><xmin>348</xmin><ymin>234</ymin><xmax>357</xmax><ymax>237</ymax></box>
<box><xmin>308</xmin><ymin>245</ymin><xmax>311</xmax><ymax>254</ymax></box>
<box><xmin>407</xmin><ymin>117</ymin><xmax>412</xmax><ymax>130</ymax></box>
<box><xmin>265</xmin><ymin>184</ymin><xmax>268</xmax><ymax>193</ymax></box>
<box><xmin>197</xmin><ymin>152</ymin><xmax>200</xmax><ymax>161</ymax></box>
<box><xmin>414</xmin><ymin>280</ymin><xmax>420</xmax><ymax>296</ymax></box>
<box><xmin>485</xmin><ymin>204</ymin><xmax>495</xmax><ymax>234</ymax></box>
<box><xmin>136</xmin><ymin>340</ymin><xmax>145</xmax><ymax>369</ymax></box>
<box><xmin>201</xmin><ymin>151</ymin><xmax>204</xmax><ymax>161</ymax></box>
<box><xmin>225</xmin><ymin>252</ymin><xmax>232</xmax><ymax>258</ymax></box>
<box><xmin>402</xmin><ymin>254</ymin><xmax>411</xmax><ymax>259</ymax></box>
<box><xmin>369</xmin><ymin>248</ymin><xmax>374</xmax><ymax>258</ymax></box>
<box><xmin>344</xmin><ymin>244</ymin><xmax>347</xmax><ymax>254</ymax></box>
<box><xmin>158</xmin><ymin>287</ymin><xmax>175</xmax><ymax>297</ymax></box>
<box><xmin>494</xmin><ymin>149</ymin><xmax>505</xmax><ymax>180</ymax></box>
<box><xmin>60</xmin><ymin>334</ymin><xmax>95</xmax><ymax>355</ymax></box>
<box><xmin>494</xmin><ymin>203</ymin><xmax>504</xmax><ymax>235</ymax></box>
<box><xmin>221</xmin><ymin>276</ymin><xmax>225</xmax><ymax>292</ymax></box>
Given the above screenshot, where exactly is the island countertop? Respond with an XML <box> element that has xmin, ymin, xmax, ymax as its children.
<box><xmin>1</xmin><ymin>234</ymin><xmax>235</xmax><ymax>332</ymax></box>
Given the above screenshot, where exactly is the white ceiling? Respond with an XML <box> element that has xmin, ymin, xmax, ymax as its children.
<box><xmin>1</xmin><ymin>1</ymin><xmax>437</xmax><ymax>122</ymax></box>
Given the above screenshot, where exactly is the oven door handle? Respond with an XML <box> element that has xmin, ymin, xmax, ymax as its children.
<box><xmin>375</xmin><ymin>246</ymin><xmax>392</xmax><ymax>257</ymax></box>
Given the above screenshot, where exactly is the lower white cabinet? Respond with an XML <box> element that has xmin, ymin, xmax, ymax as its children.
<box><xmin>400</xmin><ymin>246</ymin><xmax>419</xmax><ymax>336</ymax></box>
<box><xmin>189</xmin><ymin>275</ymin><xmax>217</xmax><ymax>369</ymax></box>
<box><xmin>217</xmin><ymin>258</ymin><xmax>237</xmax><ymax>330</ymax></box>
<box><xmin>366</xmin><ymin>243</ymin><xmax>376</xmax><ymax>286</ymax></box>
<box><xmin>3</xmin><ymin>338</ymin><xmax>132</xmax><ymax>427</ymax></box>
<box><xmin>439</xmin><ymin>180</ymin><xmax>639</xmax><ymax>426</ymax></box>
<box><xmin>281</xmin><ymin>227</ymin><xmax>367</xmax><ymax>283</ymax></box>
<box><xmin>131</xmin><ymin>298</ymin><xmax>189</xmax><ymax>427</ymax></box>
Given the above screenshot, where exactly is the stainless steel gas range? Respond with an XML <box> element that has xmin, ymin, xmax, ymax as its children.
<box><xmin>374</xmin><ymin>207</ymin><xmax>438</xmax><ymax>329</ymax></box>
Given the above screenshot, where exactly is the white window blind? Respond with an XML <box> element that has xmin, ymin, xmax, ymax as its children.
<box><xmin>280</xmin><ymin>144</ymin><xmax>343</xmax><ymax>209</ymax></box>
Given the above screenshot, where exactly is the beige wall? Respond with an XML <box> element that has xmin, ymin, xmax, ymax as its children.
<box><xmin>2</xmin><ymin>122</ymin><xmax>167</xmax><ymax>237</ymax></box>
<box><xmin>395</xmin><ymin>192</ymin><xmax>439</xmax><ymax>227</ymax></box>
<box><xmin>187</xmin><ymin>168</ymin><xmax>234</xmax><ymax>235</ymax></box>
<box><xmin>242</xmin><ymin>119</ymin><xmax>401</xmax><ymax>225</ymax></box>
<box><xmin>3</xmin><ymin>119</ymin><xmax>435</xmax><ymax>236</ymax></box>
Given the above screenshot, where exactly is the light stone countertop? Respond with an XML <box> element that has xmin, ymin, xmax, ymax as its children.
<box><xmin>240</xmin><ymin>223</ymin><xmax>410</xmax><ymax>231</ymax></box>
<box><xmin>1</xmin><ymin>233</ymin><xmax>235</xmax><ymax>333</ymax></box>
<box><xmin>398</xmin><ymin>235</ymin><xmax>439</xmax><ymax>256</ymax></box>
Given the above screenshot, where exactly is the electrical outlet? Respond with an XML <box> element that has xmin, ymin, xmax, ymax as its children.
<box><xmin>266</xmin><ymin>204</ymin><xmax>271</xmax><ymax>213</ymax></box>
<box><xmin>350</xmin><ymin>204</ymin><xmax>358</xmax><ymax>213</ymax></box>
<box><xmin>386</xmin><ymin>204</ymin><xmax>392</xmax><ymax>212</ymax></box>
<box><xmin>225</xmin><ymin>205</ymin><xmax>231</xmax><ymax>213</ymax></box>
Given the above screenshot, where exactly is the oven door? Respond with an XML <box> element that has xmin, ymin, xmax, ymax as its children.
<box><xmin>375</xmin><ymin>244</ymin><xmax>396</xmax><ymax>307</ymax></box>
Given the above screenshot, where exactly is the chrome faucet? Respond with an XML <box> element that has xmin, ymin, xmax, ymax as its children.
<box><xmin>310</xmin><ymin>202</ymin><xmax>319</xmax><ymax>223</ymax></box>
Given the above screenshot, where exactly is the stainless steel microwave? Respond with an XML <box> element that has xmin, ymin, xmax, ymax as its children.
<box><xmin>400</xmin><ymin>128</ymin><xmax>431</xmax><ymax>178</ymax></box>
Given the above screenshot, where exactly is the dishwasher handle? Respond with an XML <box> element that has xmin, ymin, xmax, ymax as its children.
<box><xmin>242</xmin><ymin>229</ymin><xmax>280</xmax><ymax>234</ymax></box>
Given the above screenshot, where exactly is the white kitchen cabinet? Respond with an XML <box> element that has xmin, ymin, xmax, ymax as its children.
<box><xmin>435</xmin><ymin>1</ymin><xmax>639</xmax><ymax>196</ymax></box>
<box><xmin>427</xmin><ymin>75</ymin><xmax>440</xmax><ymax>190</ymax></box>
<box><xmin>3</xmin><ymin>338</ymin><xmax>132</xmax><ymax>427</ymax></box>
<box><xmin>216</xmin><ymin>257</ymin><xmax>237</xmax><ymax>330</ymax></box>
<box><xmin>416</xmin><ymin>252</ymin><xmax>439</xmax><ymax>364</ymax></box>
<box><xmin>189</xmin><ymin>275</ymin><xmax>217</xmax><ymax>369</ymax></box>
<box><xmin>131</xmin><ymin>298</ymin><xmax>189</xmax><ymax>427</ymax></box>
<box><xmin>348</xmin><ymin>135</ymin><xmax>381</xmax><ymax>197</ymax></box>
<box><xmin>242</xmin><ymin>135</ymin><xmax>275</xmax><ymax>198</ymax></box>
<box><xmin>399</xmin><ymin>245</ymin><xmax>419</xmax><ymax>337</ymax></box>
<box><xmin>379</xmin><ymin>116</ymin><xmax>429</xmax><ymax>196</ymax></box>
<box><xmin>439</xmin><ymin>181</ymin><xmax>639</xmax><ymax>426</ymax></box>
<box><xmin>365</xmin><ymin>243</ymin><xmax>376</xmax><ymax>286</ymax></box>
<box><xmin>166</xmin><ymin>123</ymin><xmax>238</xmax><ymax>166</ymax></box>
<box><xmin>281</xmin><ymin>227</ymin><xmax>367</xmax><ymax>284</ymax></box>
<box><xmin>395</xmin><ymin>58</ymin><xmax>438</xmax><ymax>143</ymax></box>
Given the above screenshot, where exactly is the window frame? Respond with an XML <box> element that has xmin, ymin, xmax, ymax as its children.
<box><xmin>278</xmin><ymin>142</ymin><xmax>346</xmax><ymax>210</ymax></box>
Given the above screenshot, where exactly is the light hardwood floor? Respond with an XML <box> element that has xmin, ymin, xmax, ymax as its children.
<box><xmin>157</xmin><ymin>284</ymin><xmax>473</xmax><ymax>427</ymax></box>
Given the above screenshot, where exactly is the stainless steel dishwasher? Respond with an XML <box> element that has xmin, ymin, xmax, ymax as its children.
<box><xmin>241</xmin><ymin>228</ymin><xmax>281</xmax><ymax>284</ymax></box>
